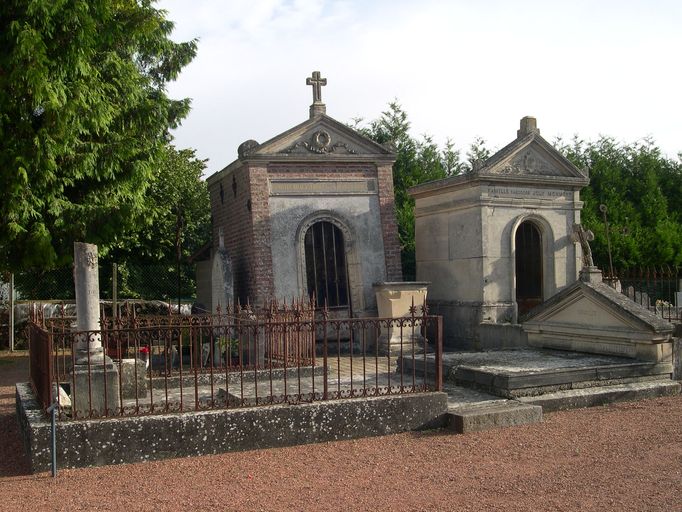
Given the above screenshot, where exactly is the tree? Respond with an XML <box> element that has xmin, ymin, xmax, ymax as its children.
<box><xmin>557</xmin><ymin>136</ymin><xmax>682</xmax><ymax>268</ymax></box>
<box><xmin>354</xmin><ymin>102</ymin><xmax>477</xmax><ymax>278</ymax></box>
<box><xmin>108</xmin><ymin>145</ymin><xmax>210</xmax><ymax>299</ymax></box>
<box><xmin>0</xmin><ymin>0</ymin><xmax>197</xmax><ymax>272</ymax></box>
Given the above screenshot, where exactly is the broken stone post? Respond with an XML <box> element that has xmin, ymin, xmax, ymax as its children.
<box><xmin>71</xmin><ymin>242</ymin><xmax>119</xmax><ymax>416</ymax></box>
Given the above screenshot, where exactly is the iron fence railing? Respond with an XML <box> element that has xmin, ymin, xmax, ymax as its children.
<box><xmin>28</xmin><ymin>302</ymin><xmax>443</xmax><ymax>421</ymax></box>
<box><xmin>28</xmin><ymin>320</ymin><xmax>53</xmax><ymax>411</ymax></box>
<box><xmin>605</xmin><ymin>266</ymin><xmax>682</xmax><ymax>322</ymax></box>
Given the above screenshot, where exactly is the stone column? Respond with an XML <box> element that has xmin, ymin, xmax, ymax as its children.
<box><xmin>73</xmin><ymin>242</ymin><xmax>105</xmax><ymax>363</ymax></box>
<box><xmin>71</xmin><ymin>242</ymin><xmax>119</xmax><ymax>416</ymax></box>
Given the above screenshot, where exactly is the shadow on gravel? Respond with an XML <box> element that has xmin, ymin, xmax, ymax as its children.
<box><xmin>0</xmin><ymin>354</ymin><xmax>33</xmax><ymax>477</ymax></box>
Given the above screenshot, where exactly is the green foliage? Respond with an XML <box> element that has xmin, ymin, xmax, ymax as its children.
<box><xmin>112</xmin><ymin>145</ymin><xmax>210</xmax><ymax>263</ymax></box>
<box><xmin>13</xmin><ymin>145</ymin><xmax>210</xmax><ymax>300</ymax></box>
<box><xmin>557</xmin><ymin>136</ymin><xmax>682</xmax><ymax>268</ymax></box>
<box><xmin>0</xmin><ymin>0</ymin><xmax>197</xmax><ymax>272</ymax></box>
<box><xmin>354</xmin><ymin>102</ymin><xmax>488</xmax><ymax>279</ymax></box>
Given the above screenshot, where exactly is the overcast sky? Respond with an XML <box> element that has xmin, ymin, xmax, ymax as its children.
<box><xmin>157</xmin><ymin>0</ymin><xmax>682</xmax><ymax>177</ymax></box>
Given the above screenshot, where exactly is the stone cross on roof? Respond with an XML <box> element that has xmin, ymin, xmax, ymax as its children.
<box><xmin>306</xmin><ymin>71</ymin><xmax>327</xmax><ymax>103</ymax></box>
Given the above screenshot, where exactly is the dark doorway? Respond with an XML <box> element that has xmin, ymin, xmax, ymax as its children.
<box><xmin>304</xmin><ymin>221</ymin><xmax>349</xmax><ymax>308</ymax></box>
<box><xmin>515</xmin><ymin>221</ymin><xmax>543</xmax><ymax>315</ymax></box>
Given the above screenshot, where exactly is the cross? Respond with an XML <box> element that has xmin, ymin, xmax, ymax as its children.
<box><xmin>572</xmin><ymin>223</ymin><xmax>595</xmax><ymax>268</ymax></box>
<box><xmin>306</xmin><ymin>71</ymin><xmax>327</xmax><ymax>103</ymax></box>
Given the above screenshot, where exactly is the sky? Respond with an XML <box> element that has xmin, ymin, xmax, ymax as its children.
<box><xmin>157</xmin><ymin>0</ymin><xmax>682</xmax><ymax>177</ymax></box>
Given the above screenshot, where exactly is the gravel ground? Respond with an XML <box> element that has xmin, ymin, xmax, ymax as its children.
<box><xmin>1</xmin><ymin>350</ymin><xmax>681</xmax><ymax>512</ymax></box>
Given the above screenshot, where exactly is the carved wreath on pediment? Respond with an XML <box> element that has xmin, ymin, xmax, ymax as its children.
<box><xmin>499</xmin><ymin>149</ymin><xmax>553</xmax><ymax>175</ymax></box>
<box><xmin>282</xmin><ymin>130</ymin><xmax>357</xmax><ymax>155</ymax></box>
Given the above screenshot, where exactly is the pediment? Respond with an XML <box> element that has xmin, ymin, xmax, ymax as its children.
<box><xmin>523</xmin><ymin>279</ymin><xmax>672</xmax><ymax>336</ymax></box>
<box><xmin>534</xmin><ymin>293</ymin><xmax>640</xmax><ymax>331</ymax></box>
<box><xmin>244</xmin><ymin>115</ymin><xmax>393</xmax><ymax>158</ymax></box>
<box><xmin>479</xmin><ymin>134</ymin><xmax>588</xmax><ymax>182</ymax></box>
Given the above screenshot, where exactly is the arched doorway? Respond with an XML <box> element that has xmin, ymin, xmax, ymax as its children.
<box><xmin>304</xmin><ymin>221</ymin><xmax>349</xmax><ymax>308</ymax></box>
<box><xmin>515</xmin><ymin>221</ymin><xmax>543</xmax><ymax>315</ymax></box>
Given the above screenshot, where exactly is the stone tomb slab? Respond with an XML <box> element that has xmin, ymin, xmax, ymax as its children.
<box><xmin>440</xmin><ymin>349</ymin><xmax>673</xmax><ymax>398</ymax></box>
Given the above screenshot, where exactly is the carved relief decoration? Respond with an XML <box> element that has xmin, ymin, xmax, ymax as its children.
<box><xmin>84</xmin><ymin>250</ymin><xmax>98</xmax><ymax>269</ymax></box>
<box><xmin>495</xmin><ymin>148</ymin><xmax>565</xmax><ymax>176</ymax></box>
<box><xmin>282</xmin><ymin>130</ymin><xmax>358</xmax><ymax>155</ymax></box>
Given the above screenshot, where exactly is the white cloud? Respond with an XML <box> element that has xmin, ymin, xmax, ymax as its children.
<box><xmin>158</xmin><ymin>0</ymin><xmax>682</xmax><ymax>175</ymax></box>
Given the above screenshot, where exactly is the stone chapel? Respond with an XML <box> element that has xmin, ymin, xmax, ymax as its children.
<box><xmin>410</xmin><ymin>117</ymin><xmax>590</xmax><ymax>349</ymax></box>
<box><xmin>195</xmin><ymin>72</ymin><xmax>402</xmax><ymax>316</ymax></box>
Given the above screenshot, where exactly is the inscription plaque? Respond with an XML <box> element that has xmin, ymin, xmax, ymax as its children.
<box><xmin>270</xmin><ymin>178</ymin><xmax>377</xmax><ymax>196</ymax></box>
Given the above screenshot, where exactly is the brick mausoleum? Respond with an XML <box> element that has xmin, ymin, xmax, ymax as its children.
<box><xmin>195</xmin><ymin>72</ymin><xmax>402</xmax><ymax>316</ymax></box>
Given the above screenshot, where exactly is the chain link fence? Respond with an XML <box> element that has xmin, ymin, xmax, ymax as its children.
<box><xmin>1</xmin><ymin>261</ymin><xmax>197</xmax><ymax>349</ymax></box>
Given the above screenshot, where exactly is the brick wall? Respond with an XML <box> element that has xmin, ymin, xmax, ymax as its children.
<box><xmin>376</xmin><ymin>164</ymin><xmax>403</xmax><ymax>281</ymax></box>
<box><xmin>209</xmin><ymin>165</ymin><xmax>259</xmax><ymax>306</ymax></box>
<box><xmin>247</xmin><ymin>165</ymin><xmax>275</xmax><ymax>304</ymax></box>
<box><xmin>210</xmin><ymin>158</ymin><xmax>402</xmax><ymax>308</ymax></box>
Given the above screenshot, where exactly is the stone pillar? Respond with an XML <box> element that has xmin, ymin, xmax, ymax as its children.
<box><xmin>579</xmin><ymin>266</ymin><xmax>603</xmax><ymax>284</ymax></box>
<box><xmin>373</xmin><ymin>282</ymin><xmax>429</xmax><ymax>356</ymax></box>
<box><xmin>73</xmin><ymin>242</ymin><xmax>104</xmax><ymax>363</ymax></box>
<box><xmin>71</xmin><ymin>242</ymin><xmax>119</xmax><ymax>416</ymax></box>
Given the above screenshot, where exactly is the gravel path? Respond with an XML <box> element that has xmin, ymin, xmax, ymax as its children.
<box><xmin>1</xmin><ymin>351</ymin><xmax>681</xmax><ymax>511</ymax></box>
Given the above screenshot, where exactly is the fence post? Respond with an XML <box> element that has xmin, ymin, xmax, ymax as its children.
<box><xmin>9</xmin><ymin>273</ymin><xmax>14</xmax><ymax>352</ymax></box>
<box><xmin>435</xmin><ymin>316</ymin><xmax>443</xmax><ymax>391</ymax></box>
<box><xmin>112</xmin><ymin>263</ymin><xmax>118</xmax><ymax>321</ymax></box>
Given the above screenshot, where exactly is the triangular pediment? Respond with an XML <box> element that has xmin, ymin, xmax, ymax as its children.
<box><xmin>523</xmin><ymin>278</ymin><xmax>672</xmax><ymax>336</ymax></box>
<box><xmin>534</xmin><ymin>293</ymin><xmax>640</xmax><ymax>331</ymax></box>
<box><xmin>244</xmin><ymin>115</ymin><xmax>393</xmax><ymax>159</ymax></box>
<box><xmin>479</xmin><ymin>133</ymin><xmax>588</xmax><ymax>183</ymax></box>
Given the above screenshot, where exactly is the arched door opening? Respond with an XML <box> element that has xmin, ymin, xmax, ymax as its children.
<box><xmin>304</xmin><ymin>221</ymin><xmax>349</xmax><ymax>309</ymax></box>
<box><xmin>515</xmin><ymin>221</ymin><xmax>543</xmax><ymax>315</ymax></box>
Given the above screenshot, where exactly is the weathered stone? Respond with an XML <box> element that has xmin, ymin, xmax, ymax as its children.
<box><xmin>199</xmin><ymin>72</ymin><xmax>402</xmax><ymax>315</ymax></box>
<box><xmin>410</xmin><ymin>117</ymin><xmax>589</xmax><ymax>349</ymax></box>
<box><xmin>71</xmin><ymin>362</ymin><xmax>120</xmax><ymax>417</ymax></box>
<box><xmin>71</xmin><ymin>242</ymin><xmax>119</xmax><ymax>415</ymax></box>
<box><xmin>523</xmin><ymin>269</ymin><xmax>674</xmax><ymax>362</ymax></box>
<box><xmin>517</xmin><ymin>380</ymin><xmax>681</xmax><ymax>412</ymax></box>
<box><xmin>119</xmin><ymin>358</ymin><xmax>147</xmax><ymax>399</ymax></box>
<box><xmin>73</xmin><ymin>242</ymin><xmax>104</xmax><ymax>362</ymax></box>
<box><xmin>673</xmin><ymin>337</ymin><xmax>682</xmax><ymax>380</ymax></box>
<box><xmin>16</xmin><ymin>382</ymin><xmax>447</xmax><ymax>472</ymax></box>
<box><xmin>373</xmin><ymin>281</ymin><xmax>429</xmax><ymax>355</ymax></box>
<box><xmin>447</xmin><ymin>401</ymin><xmax>542</xmax><ymax>433</ymax></box>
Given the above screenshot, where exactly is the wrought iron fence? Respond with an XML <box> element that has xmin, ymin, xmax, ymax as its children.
<box><xmin>28</xmin><ymin>301</ymin><xmax>443</xmax><ymax>420</ymax></box>
<box><xmin>605</xmin><ymin>266</ymin><xmax>682</xmax><ymax>322</ymax></box>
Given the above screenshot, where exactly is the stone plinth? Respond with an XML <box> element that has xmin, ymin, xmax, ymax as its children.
<box><xmin>71</xmin><ymin>362</ymin><xmax>120</xmax><ymax>417</ymax></box>
<box><xmin>119</xmin><ymin>359</ymin><xmax>147</xmax><ymax>399</ymax></box>
<box><xmin>373</xmin><ymin>282</ymin><xmax>429</xmax><ymax>356</ymax></box>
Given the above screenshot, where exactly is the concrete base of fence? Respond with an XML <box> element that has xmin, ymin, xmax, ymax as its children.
<box><xmin>16</xmin><ymin>382</ymin><xmax>447</xmax><ymax>473</ymax></box>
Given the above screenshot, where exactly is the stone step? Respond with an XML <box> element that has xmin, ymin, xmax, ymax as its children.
<box><xmin>452</xmin><ymin>361</ymin><xmax>673</xmax><ymax>398</ymax></box>
<box><xmin>445</xmin><ymin>400</ymin><xmax>543</xmax><ymax>433</ymax></box>
<box><xmin>516</xmin><ymin>379</ymin><xmax>681</xmax><ymax>412</ymax></box>
<box><xmin>404</xmin><ymin>351</ymin><xmax>674</xmax><ymax>398</ymax></box>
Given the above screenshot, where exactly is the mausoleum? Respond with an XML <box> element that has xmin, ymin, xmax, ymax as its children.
<box><xmin>410</xmin><ymin>117</ymin><xmax>590</xmax><ymax>349</ymax></box>
<box><xmin>196</xmin><ymin>72</ymin><xmax>402</xmax><ymax>316</ymax></box>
